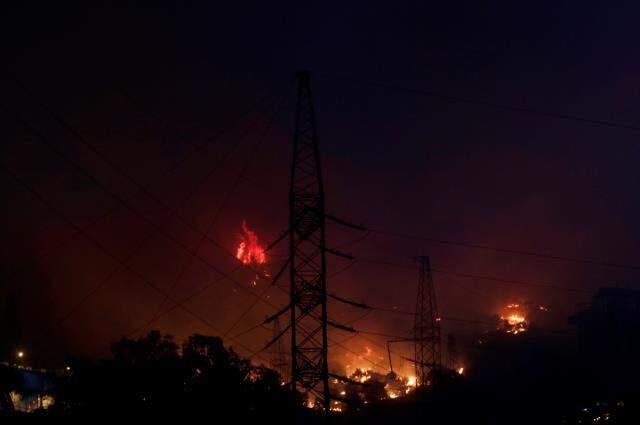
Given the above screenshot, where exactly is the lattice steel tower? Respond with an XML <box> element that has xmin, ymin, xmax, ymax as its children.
<box><xmin>414</xmin><ymin>256</ymin><xmax>441</xmax><ymax>386</ymax></box>
<box><xmin>289</xmin><ymin>71</ymin><xmax>330</xmax><ymax>410</ymax></box>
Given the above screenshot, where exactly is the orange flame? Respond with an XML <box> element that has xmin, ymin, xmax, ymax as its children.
<box><xmin>236</xmin><ymin>221</ymin><xmax>266</xmax><ymax>266</ymax></box>
<box><xmin>499</xmin><ymin>303</ymin><xmax>528</xmax><ymax>334</ymax></box>
<box><xmin>505</xmin><ymin>314</ymin><xmax>526</xmax><ymax>326</ymax></box>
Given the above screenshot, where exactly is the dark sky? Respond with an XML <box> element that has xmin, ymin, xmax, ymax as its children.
<box><xmin>2</xmin><ymin>2</ymin><xmax>640</xmax><ymax>374</ymax></box>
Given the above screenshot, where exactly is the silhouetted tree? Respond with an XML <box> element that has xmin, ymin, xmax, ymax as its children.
<box><xmin>53</xmin><ymin>331</ymin><xmax>293</xmax><ymax>418</ymax></box>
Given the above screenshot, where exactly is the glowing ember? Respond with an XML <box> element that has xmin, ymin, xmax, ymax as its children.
<box><xmin>388</xmin><ymin>375</ymin><xmax>414</xmax><ymax>399</ymax></box>
<box><xmin>457</xmin><ymin>367</ymin><xmax>465</xmax><ymax>375</ymax></box>
<box><xmin>236</xmin><ymin>221</ymin><xmax>266</xmax><ymax>266</ymax></box>
<box><xmin>387</xmin><ymin>391</ymin><xmax>399</xmax><ymax>399</ymax></box>
<box><xmin>505</xmin><ymin>314</ymin><xmax>526</xmax><ymax>325</ymax></box>
<box><xmin>353</xmin><ymin>369</ymin><xmax>373</xmax><ymax>383</ymax></box>
<box><xmin>407</xmin><ymin>376</ymin><xmax>417</xmax><ymax>387</ymax></box>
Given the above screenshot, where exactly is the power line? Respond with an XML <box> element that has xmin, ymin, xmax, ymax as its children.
<box><xmin>329</xmin><ymin>260</ymin><xmax>359</xmax><ymax>278</ymax></box>
<box><xmin>300</xmin><ymin>282</ymin><xmax>576</xmax><ymax>369</ymax></box>
<box><xmin>319</xmin><ymin>73</ymin><xmax>640</xmax><ymax>134</ymax></box>
<box><xmin>140</xmin><ymin>96</ymin><xmax>285</xmax><ymax>333</ymax></box>
<box><xmin>333</xmin><ymin>315</ymin><xmax>576</xmax><ymax>378</ymax></box>
<box><xmin>1</xmin><ymin>87</ymin><xmax>277</xmax><ymax>286</ymax></box>
<box><xmin>0</xmin><ymin>164</ymin><xmax>269</xmax><ymax>362</ymax></box>
<box><xmin>356</xmin><ymin>316</ymin><xmax>575</xmax><ymax>336</ymax></box>
<box><xmin>231</xmin><ymin>319</ymin><xmax>271</xmax><ymax>340</ymax></box>
<box><xmin>332</xmin><ymin>230</ymin><xmax>372</xmax><ymax>249</ymax></box>
<box><xmin>230</xmin><ymin>295</ymin><xmax>392</xmax><ymax>374</ymax></box>
<box><xmin>370</xmin><ymin>229</ymin><xmax>640</xmax><ymax>272</ymax></box>
<box><xmin>265</xmin><ymin>260</ymin><xmax>517</xmax><ymax>375</ymax></box>
<box><xmin>10</xmin><ymin>113</ymin><xmax>312</xmax><ymax>363</ymax></box>
<box><xmin>262</xmin><ymin>300</ymin><xmax>396</xmax><ymax>373</ymax></box>
<box><xmin>337</xmin><ymin>331</ymin><xmax>402</xmax><ymax>373</ymax></box>
<box><xmin>308</xmin><ymin>235</ymin><xmax>596</xmax><ymax>295</ymax></box>
<box><xmin>123</xmin><ymin>264</ymin><xmax>247</xmax><ymax>339</ymax></box>
<box><xmin>45</xmin><ymin>229</ymin><xmax>159</xmax><ymax>335</ymax></box>
<box><xmin>27</xmin><ymin>103</ymin><xmax>271</xmax><ymax>334</ymax></box>
<box><xmin>224</xmin><ymin>258</ymin><xmax>290</xmax><ymax>337</ymax></box>
<box><xmin>15</xmin><ymin>113</ymin><xmax>271</xmax><ymax>297</ymax></box>
<box><xmin>10</xmin><ymin>78</ymin><xmax>305</xmax><ymax>338</ymax></box>
<box><xmin>12</xmin><ymin>114</ymin><xmax>357</xmax><ymax>368</ymax></box>
<box><xmin>10</xmin><ymin>74</ymin><xmax>274</xmax><ymax>275</ymax></box>
<box><xmin>353</xmin><ymin>256</ymin><xmax>593</xmax><ymax>294</ymax></box>
<box><xmin>328</xmin><ymin>337</ymin><xmax>391</xmax><ymax>373</ymax></box>
<box><xmin>7</xmin><ymin>71</ymin><xmax>591</xmax><ymax>379</ymax></box>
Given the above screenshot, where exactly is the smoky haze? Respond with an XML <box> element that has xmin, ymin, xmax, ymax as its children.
<box><xmin>2</xmin><ymin>2</ymin><xmax>640</xmax><ymax>373</ymax></box>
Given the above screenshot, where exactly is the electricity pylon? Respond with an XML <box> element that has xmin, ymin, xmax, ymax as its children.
<box><xmin>289</xmin><ymin>71</ymin><xmax>330</xmax><ymax>410</ymax></box>
<box><xmin>414</xmin><ymin>256</ymin><xmax>441</xmax><ymax>386</ymax></box>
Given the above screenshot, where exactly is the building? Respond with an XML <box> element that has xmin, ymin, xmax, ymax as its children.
<box><xmin>569</xmin><ymin>288</ymin><xmax>640</xmax><ymax>395</ymax></box>
<box><xmin>0</xmin><ymin>363</ymin><xmax>55</xmax><ymax>414</ymax></box>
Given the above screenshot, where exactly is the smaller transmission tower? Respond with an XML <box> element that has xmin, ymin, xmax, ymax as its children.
<box><xmin>414</xmin><ymin>256</ymin><xmax>441</xmax><ymax>386</ymax></box>
<box><xmin>269</xmin><ymin>316</ymin><xmax>289</xmax><ymax>382</ymax></box>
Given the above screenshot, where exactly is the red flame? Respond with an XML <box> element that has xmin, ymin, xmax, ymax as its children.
<box><xmin>236</xmin><ymin>221</ymin><xmax>266</xmax><ymax>266</ymax></box>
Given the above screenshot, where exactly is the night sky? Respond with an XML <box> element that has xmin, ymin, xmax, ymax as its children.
<box><xmin>3</xmin><ymin>2</ymin><xmax>640</xmax><ymax>373</ymax></box>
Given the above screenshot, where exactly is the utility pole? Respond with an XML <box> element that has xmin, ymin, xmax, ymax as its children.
<box><xmin>414</xmin><ymin>256</ymin><xmax>441</xmax><ymax>387</ymax></box>
<box><xmin>289</xmin><ymin>71</ymin><xmax>330</xmax><ymax>411</ymax></box>
<box><xmin>270</xmin><ymin>316</ymin><xmax>289</xmax><ymax>382</ymax></box>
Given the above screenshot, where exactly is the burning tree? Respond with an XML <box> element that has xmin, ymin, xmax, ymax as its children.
<box><xmin>235</xmin><ymin>221</ymin><xmax>268</xmax><ymax>287</ymax></box>
<box><xmin>236</xmin><ymin>221</ymin><xmax>266</xmax><ymax>266</ymax></box>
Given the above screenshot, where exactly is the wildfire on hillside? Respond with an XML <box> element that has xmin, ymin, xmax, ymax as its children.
<box><xmin>325</xmin><ymin>345</ymin><xmax>421</xmax><ymax>413</ymax></box>
<box><xmin>329</xmin><ymin>368</ymin><xmax>417</xmax><ymax>412</ymax></box>
<box><xmin>499</xmin><ymin>303</ymin><xmax>528</xmax><ymax>334</ymax></box>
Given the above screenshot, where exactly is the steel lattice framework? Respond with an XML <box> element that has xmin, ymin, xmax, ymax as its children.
<box><xmin>414</xmin><ymin>256</ymin><xmax>441</xmax><ymax>386</ymax></box>
<box><xmin>289</xmin><ymin>71</ymin><xmax>330</xmax><ymax>410</ymax></box>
